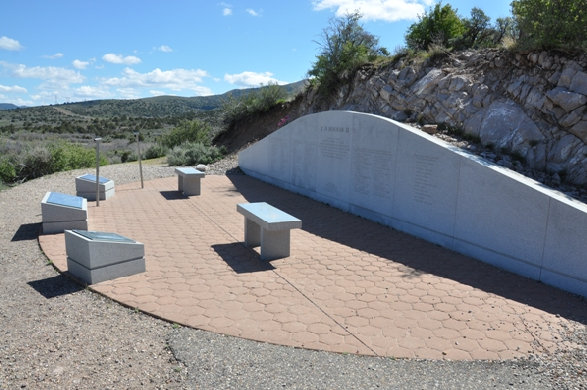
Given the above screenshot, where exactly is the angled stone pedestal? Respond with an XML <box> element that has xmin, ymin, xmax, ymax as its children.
<box><xmin>41</xmin><ymin>192</ymin><xmax>88</xmax><ymax>234</ymax></box>
<box><xmin>75</xmin><ymin>174</ymin><xmax>115</xmax><ymax>201</ymax></box>
<box><xmin>65</xmin><ymin>229</ymin><xmax>145</xmax><ymax>284</ymax></box>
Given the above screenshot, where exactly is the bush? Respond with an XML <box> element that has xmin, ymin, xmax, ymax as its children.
<box><xmin>222</xmin><ymin>82</ymin><xmax>288</xmax><ymax>125</ymax></box>
<box><xmin>15</xmin><ymin>141</ymin><xmax>107</xmax><ymax>182</ymax></box>
<box><xmin>144</xmin><ymin>144</ymin><xmax>168</xmax><ymax>160</ymax></box>
<box><xmin>161</xmin><ymin>120</ymin><xmax>212</xmax><ymax>149</ymax></box>
<box><xmin>308</xmin><ymin>12</ymin><xmax>387</xmax><ymax>96</ymax></box>
<box><xmin>405</xmin><ymin>3</ymin><xmax>465</xmax><ymax>51</ymax></box>
<box><xmin>120</xmin><ymin>150</ymin><xmax>137</xmax><ymax>163</ymax></box>
<box><xmin>49</xmin><ymin>141</ymin><xmax>99</xmax><ymax>172</ymax></box>
<box><xmin>0</xmin><ymin>156</ymin><xmax>16</xmax><ymax>184</ymax></box>
<box><xmin>166</xmin><ymin>142</ymin><xmax>224</xmax><ymax>166</ymax></box>
<box><xmin>511</xmin><ymin>0</ymin><xmax>586</xmax><ymax>50</ymax></box>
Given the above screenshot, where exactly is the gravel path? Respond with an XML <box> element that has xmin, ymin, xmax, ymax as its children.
<box><xmin>0</xmin><ymin>156</ymin><xmax>585</xmax><ymax>389</ymax></box>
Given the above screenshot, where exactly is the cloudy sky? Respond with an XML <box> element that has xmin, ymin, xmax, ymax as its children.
<box><xmin>1</xmin><ymin>0</ymin><xmax>511</xmax><ymax>107</ymax></box>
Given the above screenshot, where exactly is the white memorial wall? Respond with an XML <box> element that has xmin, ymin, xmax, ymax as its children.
<box><xmin>239</xmin><ymin>111</ymin><xmax>587</xmax><ymax>297</ymax></box>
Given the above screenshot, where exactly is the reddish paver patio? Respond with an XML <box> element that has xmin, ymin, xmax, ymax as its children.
<box><xmin>39</xmin><ymin>174</ymin><xmax>585</xmax><ymax>360</ymax></box>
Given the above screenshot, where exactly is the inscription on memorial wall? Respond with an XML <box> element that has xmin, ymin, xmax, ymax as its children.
<box><xmin>413</xmin><ymin>154</ymin><xmax>439</xmax><ymax>205</ymax></box>
<box><xmin>352</xmin><ymin>148</ymin><xmax>393</xmax><ymax>198</ymax></box>
<box><xmin>318</xmin><ymin>126</ymin><xmax>350</xmax><ymax>160</ymax></box>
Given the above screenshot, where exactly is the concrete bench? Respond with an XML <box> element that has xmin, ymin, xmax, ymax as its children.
<box><xmin>175</xmin><ymin>167</ymin><xmax>205</xmax><ymax>196</ymax></box>
<box><xmin>75</xmin><ymin>174</ymin><xmax>115</xmax><ymax>201</ymax></box>
<box><xmin>237</xmin><ymin>202</ymin><xmax>302</xmax><ymax>260</ymax></box>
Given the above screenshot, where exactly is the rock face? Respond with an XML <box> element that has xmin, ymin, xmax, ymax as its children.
<box><xmin>294</xmin><ymin>50</ymin><xmax>587</xmax><ymax>187</ymax></box>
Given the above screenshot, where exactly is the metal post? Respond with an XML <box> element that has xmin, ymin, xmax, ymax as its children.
<box><xmin>94</xmin><ymin>137</ymin><xmax>102</xmax><ymax>207</ymax></box>
<box><xmin>134</xmin><ymin>131</ymin><xmax>144</xmax><ymax>189</ymax></box>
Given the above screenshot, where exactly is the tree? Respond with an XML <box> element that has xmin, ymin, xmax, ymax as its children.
<box><xmin>308</xmin><ymin>12</ymin><xmax>387</xmax><ymax>95</ymax></box>
<box><xmin>511</xmin><ymin>0</ymin><xmax>586</xmax><ymax>50</ymax></box>
<box><xmin>493</xmin><ymin>17</ymin><xmax>518</xmax><ymax>45</ymax></box>
<box><xmin>462</xmin><ymin>8</ymin><xmax>491</xmax><ymax>48</ymax></box>
<box><xmin>405</xmin><ymin>2</ymin><xmax>465</xmax><ymax>51</ymax></box>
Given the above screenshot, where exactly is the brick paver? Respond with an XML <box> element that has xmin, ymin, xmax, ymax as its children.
<box><xmin>39</xmin><ymin>174</ymin><xmax>586</xmax><ymax>360</ymax></box>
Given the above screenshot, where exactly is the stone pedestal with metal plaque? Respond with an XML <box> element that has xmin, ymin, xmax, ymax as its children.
<box><xmin>41</xmin><ymin>192</ymin><xmax>88</xmax><ymax>234</ymax></box>
<box><xmin>75</xmin><ymin>174</ymin><xmax>115</xmax><ymax>201</ymax></box>
<box><xmin>65</xmin><ymin>229</ymin><xmax>145</xmax><ymax>284</ymax></box>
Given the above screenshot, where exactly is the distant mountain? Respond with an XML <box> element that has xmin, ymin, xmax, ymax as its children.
<box><xmin>51</xmin><ymin>80</ymin><xmax>308</xmax><ymax>118</ymax></box>
<box><xmin>0</xmin><ymin>103</ymin><xmax>21</xmax><ymax>110</ymax></box>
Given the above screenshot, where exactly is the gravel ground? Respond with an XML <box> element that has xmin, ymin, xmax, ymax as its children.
<box><xmin>0</xmin><ymin>155</ymin><xmax>585</xmax><ymax>389</ymax></box>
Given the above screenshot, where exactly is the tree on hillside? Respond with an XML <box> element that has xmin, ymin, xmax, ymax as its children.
<box><xmin>461</xmin><ymin>7</ymin><xmax>491</xmax><ymax>48</ymax></box>
<box><xmin>494</xmin><ymin>17</ymin><xmax>518</xmax><ymax>45</ymax></box>
<box><xmin>308</xmin><ymin>12</ymin><xmax>388</xmax><ymax>95</ymax></box>
<box><xmin>405</xmin><ymin>2</ymin><xmax>465</xmax><ymax>51</ymax></box>
<box><xmin>511</xmin><ymin>0</ymin><xmax>586</xmax><ymax>50</ymax></box>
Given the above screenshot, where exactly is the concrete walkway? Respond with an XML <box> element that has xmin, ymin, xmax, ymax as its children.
<box><xmin>39</xmin><ymin>174</ymin><xmax>585</xmax><ymax>360</ymax></box>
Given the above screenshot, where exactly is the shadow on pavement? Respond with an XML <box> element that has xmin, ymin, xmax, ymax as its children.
<box><xmin>212</xmin><ymin>242</ymin><xmax>275</xmax><ymax>273</ymax></box>
<box><xmin>228</xmin><ymin>174</ymin><xmax>587</xmax><ymax>325</ymax></box>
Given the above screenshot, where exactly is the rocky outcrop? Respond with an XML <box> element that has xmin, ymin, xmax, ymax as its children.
<box><xmin>295</xmin><ymin>49</ymin><xmax>586</xmax><ymax>187</ymax></box>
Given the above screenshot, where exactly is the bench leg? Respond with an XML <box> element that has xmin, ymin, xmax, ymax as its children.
<box><xmin>177</xmin><ymin>175</ymin><xmax>184</xmax><ymax>192</ymax></box>
<box><xmin>244</xmin><ymin>218</ymin><xmax>261</xmax><ymax>247</ymax></box>
<box><xmin>260</xmin><ymin>229</ymin><xmax>291</xmax><ymax>261</ymax></box>
<box><xmin>183</xmin><ymin>178</ymin><xmax>201</xmax><ymax>196</ymax></box>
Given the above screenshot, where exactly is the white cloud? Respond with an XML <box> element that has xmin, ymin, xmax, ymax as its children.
<box><xmin>0</xmin><ymin>36</ymin><xmax>23</xmax><ymax>51</ymax></box>
<box><xmin>0</xmin><ymin>84</ymin><xmax>28</xmax><ymax>93</ymax></box>
<box><xmin>102</xmin><ymin>53</ymin><xmax>142</xmax><ymax>65</ymax></box>
<box><xmin>224</xmin><ymin>71</ymin><xmax>286</xmax><ymax>88</ymax></box>
<box><xmin>312</xmin><ymin>0</ymin><xmax>426</xmax><ymax>22</ymax></box>
<box><xmin>43</xmin><ymin>53</ymin><xmax>64</xmax><ymax>59</ymax></box>
<box><xmin>246</xmin><ymin>8</ymin><xmax>260</xmax><ymax>16</ymax></box>
<box><xmin>104</xmin><ymin>67</ymin><xmax>211</xmax><ymax>95</ymax></box>
<box><xmin>221</xmin><ymin>2</ymin><xmax>233</xmax><ymax>16</ymax></box>
<box><xmin>74</xmin><ymin>85</ymin><xmax>111</xmax><ymax>99</ymax></box>
<box><xmin>9</xmin><ymin>63</ymin><xmax>84</xmax><ymax>84</ymax></box>
<box><xmin>73</xmin><ymin>59</ymin><xmax>90</xmax><ymax>69</ymax></box>
<box><xmin>157</xmin><ymin>45</ymin><xmax>173</xmax><ymax>53</ymax></box>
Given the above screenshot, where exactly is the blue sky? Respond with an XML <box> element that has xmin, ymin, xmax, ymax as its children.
<box><xmin>1</xmin><ymin>0</ymin><xmax>512</xmax><ymax>107</ymax></box>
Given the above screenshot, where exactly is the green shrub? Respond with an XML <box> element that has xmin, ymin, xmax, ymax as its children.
<box><xmin>49</xmin><ymin>141</ymin><xmax>99</xmax><ymax>172</ymax></box>
<box><xmin>222</xmin><ymin>82</ymin><xmax>288</xmax><ymax>125</ymax></box>
<box><xmin>512</xmin><ymin>0</ymin><xmax>586</xmax><ymax>51</ymax></box>
<box><xmin>144</xmin><ymin>144</ymin><xmax>168</xmax><ymax>160</ymax></box>
<box><xmin>16</xmin><ymin>141</ymin><xmax>107</xmax><ymax>181</ymax></box>
<box><xmin>120</xmin><ymin>150</ymin><xmax>137</xmax><ymax>163</ymax></box>
<box><xmin>166</xmin><ymin>142</ymin><xmax>224</xmax><ymax>166</ymax></box>
<box><xmin>0</xmin><ymin>156</ymin><xmax>16</xmax><ymax>183</ymax></box>
<box><xmin>308</xmin><ymin>12</ymin><xmax>387</xmax><ymax>96</ymax></box>
<box><xmin>18</xmin><ymin>146</ymin><xmax>53</xmax><ymax>180</ymax></box>
<box><xmin>161</xmin><ymin>120</ymin><xmax>212</xmax><ymax>149</ymax></box>
<box><xmin>405</xmin><ymin>3</ymin><xmax>465</xmax><ymax>51</ymax></box>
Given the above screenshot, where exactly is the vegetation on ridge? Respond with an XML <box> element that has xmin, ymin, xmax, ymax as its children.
<box><xmin>0</xmin><ymin>0</ymin><xmax>584</xmax><ymax>188</ymax></box>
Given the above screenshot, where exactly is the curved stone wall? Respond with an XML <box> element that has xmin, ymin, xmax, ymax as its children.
<box><xmin>239</xmin><ymin>111</ymin><xmax>587</xmax><ymax>297</ymax></box>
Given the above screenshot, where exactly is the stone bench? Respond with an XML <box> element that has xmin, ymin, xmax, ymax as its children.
<box><xmin>175</xmin><ymin>167</ymin><xmax>205</xmax><ymax>196</ymax></box>
<box><xmin>75</xmin><ymin>174</ymin><xmax>115</xmax><ymax>201</ymax></box>
<box><xmin>65</xmin><ymin>229</ymin><xmax>145</xmax><ymax>284</ymax></box>
<box><xmin>41</xmin><ymin>192</ymin><xmax>88</xmax><ymax>234</ymax></box>
<box><xmin>237</xmin><ymin>202</ymin><xmax>302</xmax><ymax>260</ymax></box>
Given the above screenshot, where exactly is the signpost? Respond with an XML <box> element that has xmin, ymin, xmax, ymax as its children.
<box><xmin>94</xmin><ymin>137</ymin><xmax>102</xmax><ymax>207</ymax></box>
<box><xmin>134</xmin><ymin>131</ymin><xmax>144</xmax><ymax>189</ymax></box>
